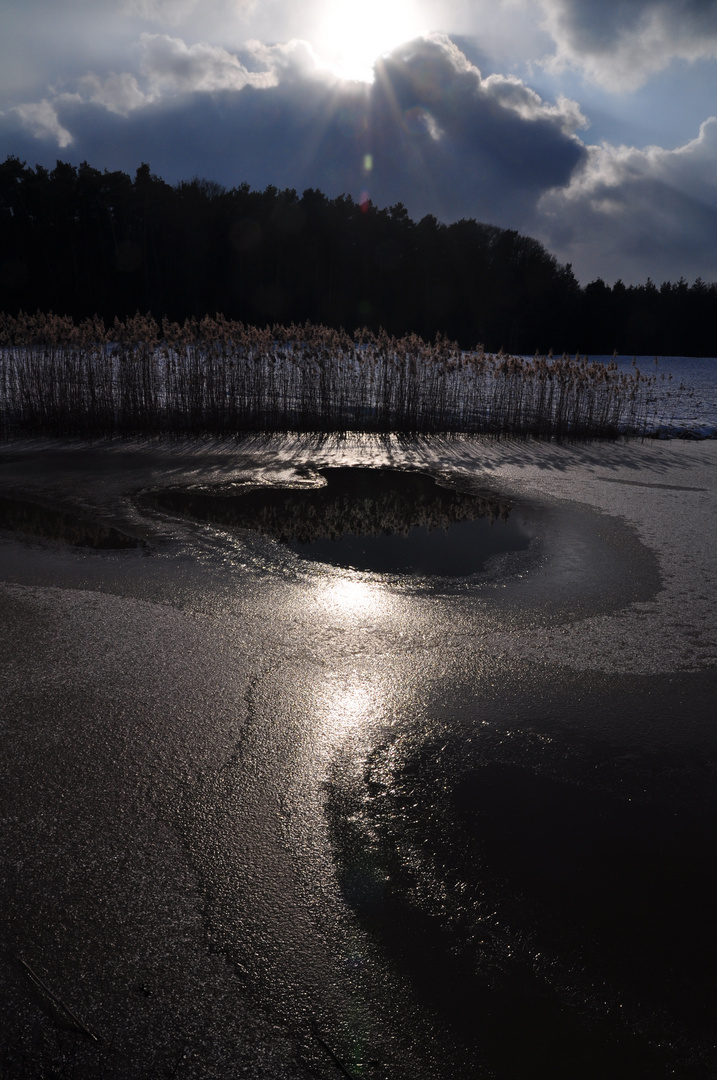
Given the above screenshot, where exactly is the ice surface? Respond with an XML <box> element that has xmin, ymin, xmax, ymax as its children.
<box><xmin>1</xmin><ymin>434</ymin><xmax>716</xmax><ymax>1079</ymax></box>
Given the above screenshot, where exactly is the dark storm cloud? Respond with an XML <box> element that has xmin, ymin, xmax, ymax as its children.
<box><xmin>3</xmin><ymin>27</ymin><xmax>717</xmax><ymax>283</ymax></box>
<box><xmin>538</xmin><ymin>117</ymin><xmax>717</xmax><ymax>282</ymax></box>
<box><xmin>0</xmin><ymin>33</ymin><xmax>587</xmax><ymax>228</ymax></box>
<box><xmin>539</xmin><ymin>0</ymin><xmax>717</xmax><ymax>86</ymax></box>
<box><xmin>367</xmin><ymin>36</ymin><xmax>586</xmax><ymax>221</ymax></box>
<box><xmin>0</xmin><ymin>34</ymin><xmax>587</xmax><ymax>230</ymax></box>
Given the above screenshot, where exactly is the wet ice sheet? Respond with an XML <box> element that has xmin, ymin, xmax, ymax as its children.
<box><xmin>1</xmin><ymin>434</ymin><xmax>716</xmax><ymax>1079</ymax></box>
<box><xmin>2</xmin><ymin>434</ymin><xmax>715</xmax><ymax>676</ymax></box>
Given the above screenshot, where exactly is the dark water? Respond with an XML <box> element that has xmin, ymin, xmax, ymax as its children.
<box><xmin>0</xmin><ymin>493</ymin><xmax>143</xmax><ymax>549</ymax></box>
<box><xmin>147</xmin><ymin>466</ymin><xmax>533</xmax><ymax>576</ymax></box>
<box><xmin>286</xmin><ymin>468</ymin><xmax>533</xmax><ymax>574</ymax></box>
<box><xmin>289</xmin><ymin>512</ymin><xmax>530</xmax><ymax>574</ymax></box>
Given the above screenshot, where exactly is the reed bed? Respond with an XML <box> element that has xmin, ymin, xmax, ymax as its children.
<box><xmin>0</xmin><ymin>312</ymin><xmax>680</xmax><ymax>440</ymax></box>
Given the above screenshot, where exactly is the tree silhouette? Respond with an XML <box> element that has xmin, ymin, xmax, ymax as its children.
<box><xmin>1</xmin><ymin>155</ymin><xmax>715</xmax><ymax>355</ymax></box>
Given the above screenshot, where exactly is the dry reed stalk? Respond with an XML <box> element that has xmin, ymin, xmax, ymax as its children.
<box><xmin>0</xmin><ymin>311</ymin><xmax>678</xmax><ymax>441</ymax></box>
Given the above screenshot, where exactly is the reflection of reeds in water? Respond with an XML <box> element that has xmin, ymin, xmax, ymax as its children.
<box><xmin>0</xmin><ymin>312</ymin><xmax>684</xmax><ymax>439</ymax></box>
<box><xmin>146</xmin><ymin>467</ymin><xmax>510</xmax><ymax>544</ymax></box>
<box><xmin>0</xmin><ymin>494</ymin><xmax>142</xmax><ymax>548</ymax></box>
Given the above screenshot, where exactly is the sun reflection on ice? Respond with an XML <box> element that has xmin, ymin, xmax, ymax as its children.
<box><xmin>319</xmin><ymin>577</ymin><xmax>378</xmax><ymax>619</ymax></box>
<box><xmin>303</xmin><ymin>571</ymin><xmax>427</xmax><ymax>761</ymax></box>
<box><xmin>327</xmin><ymin>680</ymin><xmax>378</xmax><ymax>737</ymax></box>
<box><xmin>309</xmin><ymin>575</ymin><xmax>406</xmax><ymax>748</ymax></box>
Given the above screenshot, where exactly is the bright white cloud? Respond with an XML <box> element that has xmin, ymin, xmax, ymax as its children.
<box><xmin>139</xmin><ymin>33</ymin><xmax>277</xmax><ymax>94</ymax></box>
<box><xmin>11</xmin><ymin>99</ymin><xmax>75</xmax><ymax>147</ymax></box>
<box><xmin>79</xmin><ymin>71</ymin><xmax>149</xmax><ymax>115</ymax></box>
<box><xmin>482</xmin><ymin>75</ymin><xmax>588</xmax><ymax>133</ymax></box>
<box><xmin>243</xmin><ymin>38</ymin><xmax>328</xmax><ymax>83</ymax></box>
<box><xmin>537</xmin><ymin>0</ymin><xmax>717</xmax><ymax>89</ymax></box>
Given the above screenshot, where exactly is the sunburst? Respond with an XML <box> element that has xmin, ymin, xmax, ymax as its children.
<box><xmin>315</xmin><ymin>0</ymin><xmax>424</xmax><ymax>82</ymax></box>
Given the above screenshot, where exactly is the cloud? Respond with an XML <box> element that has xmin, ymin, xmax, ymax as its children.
<box><xmin>3</xmin><ymin>28</ymin><xmax>716</xmax><ymax>284</ymax></box>
<box><xmin>481</xmin><ymin>76</ymin><xmax>587</xmax><ymax>134</ymax></box>
<box><xmin>242</xmin><ymin>38</ymin><xmax>330</xmax><ymax>83</ymax></box>
<box><xmin>538</xmin><ymin>0</ymin><xmax>717</xmax><ymax>89</ymax></box>
<box><xmin>374</xmin><ymin>34</ymin><xmax>587</xmax><ymax>139</ymax></box>
<box><xmin>537</xmin><ymin>117</ymin><xmax>717</xmax><ymax>281</ymax></box>
<box><xmin>138</xmin><ymin>33</ymin><xmax>277</xmax><ymax>94</ymax></box>
<box><xmin>120</xmin><ymin>0</ymin><xmax>201</xmax><ymax>22</ymax></box>
<box><xmin>5</xmin><ymin>31</ymin><xmax>287</xmax><ymax>138</ymax></box>
<box><xmin>1</xmin><ymin>32</ymin><xmax>585</xmax><ymax>229</ymax></box>
<box><xmin>78</xmin><ymin>72</ymin><xmax>149</xmax><ymax>115</ymax></box>
<box><xmin>9</xmin><ymin>99</ymin><xmax>75</xmax><ymax>148</ymax></box>
<box><xmin>367</xmin><ymin>34</ymin><xmax>587</xmax><ymax>218</ymax></box>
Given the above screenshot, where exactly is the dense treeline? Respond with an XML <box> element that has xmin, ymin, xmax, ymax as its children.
<box><xmin>1</xmin><ymin>156</ymin><xmax>716</xmax><ymax>356</ymax></box>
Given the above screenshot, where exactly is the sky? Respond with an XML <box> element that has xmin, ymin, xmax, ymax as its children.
<box><xmin>1</xmin><ymin>0</ymin><xmax>717</xmax><ymax>285</ymax></box>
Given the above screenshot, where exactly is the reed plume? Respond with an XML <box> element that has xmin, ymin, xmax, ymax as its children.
<box><xmin>0</xmin><ymin>312</ymin><xmax>681</xmax><ymax>440</ymax></box>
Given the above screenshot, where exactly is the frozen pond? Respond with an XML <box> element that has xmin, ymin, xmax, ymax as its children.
<box><xmin>587</xmin><ymin>354</ymin><xmax>717</xmax><ymax>437</ymax></box>
<box><xmin>1</xmin><ymin>434</ymin><xmax>716</xmax><ymax>1080</ymax></box>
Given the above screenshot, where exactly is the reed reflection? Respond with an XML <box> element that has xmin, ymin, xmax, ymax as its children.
<box><xmin>146</xmin><ymin>466</ymin><xmax>530</xmax><ymax>577</ymax></box>
<box><xmin>0</xmin><ymin>493</ymin><xmax>143</xmax><ymax>548</ymax></box>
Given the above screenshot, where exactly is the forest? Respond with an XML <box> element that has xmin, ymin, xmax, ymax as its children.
<box><xmin>1</xmin><ymin>155</ymin><xmax>716</xmax><ymax>357</ymax></box>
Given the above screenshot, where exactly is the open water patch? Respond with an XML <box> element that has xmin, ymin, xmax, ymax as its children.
<box><xmin>145</xmin><ymin>466</ymin><xmax>534</xmax><ymax>577</ymax></box>
<box><xmin>0</xmin><ymin>494</ymin><xmax>144</xmax><ymax>549</ymax></box>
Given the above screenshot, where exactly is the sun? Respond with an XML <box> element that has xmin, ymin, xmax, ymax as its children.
<box><xmin>316</xmin><ymin>0</ymin><xmax>424</xmax><ymax>82</ymax></box>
